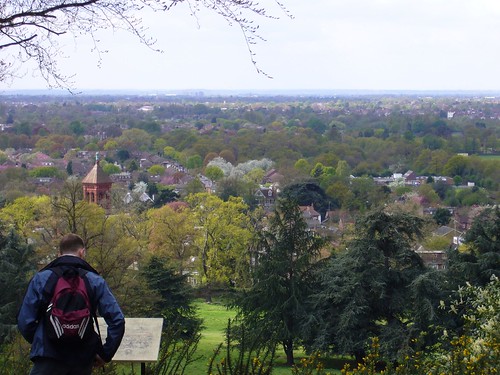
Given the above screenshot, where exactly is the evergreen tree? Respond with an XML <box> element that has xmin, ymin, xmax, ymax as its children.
<box><xmin>0</xmin><ymin>227</ymin><xmax>35</xmax><ymax>344</ymax></box>
<box><xmin>310</xmin><ymin>208</ymin><xmax>427</xmax><ymax>362</ymax></box>
<box><xmin>447</xmin><ymin>206</ymin><xmax>500</xmax><ymax>287</ymax></box>
<box><xmin>234</xmin><ymin>198</ymin><xmax>326</xmax><ymax>366</ymax></box>
<box><xmin>140</xmin><ymin>256</ymin><xmax>201</xmax><ymax>339</ymax></box>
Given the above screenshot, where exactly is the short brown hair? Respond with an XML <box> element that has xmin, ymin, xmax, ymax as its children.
<box><xmin>59</xmin><ymin>234</ymin><xmax>85</xmax><ymax>254</ymax></box>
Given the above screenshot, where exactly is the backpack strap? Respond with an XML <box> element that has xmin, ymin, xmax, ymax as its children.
<box><xmin>77</xmin><ymin>268</ymin><xmax>102</xmax><ymax>341</ymax></box>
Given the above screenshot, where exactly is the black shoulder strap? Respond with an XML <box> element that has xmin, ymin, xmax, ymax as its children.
<box><xmin>78</xmin><ymin>268</ymin><xmax>102</xmax><ymax>340</ymax></box>
<box><xmin>42</xmin><ymin>267</ymin><xmax>62</xmax><ymax>300</ymax></box>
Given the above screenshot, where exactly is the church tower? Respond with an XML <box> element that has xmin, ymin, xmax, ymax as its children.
<box><xmin>82</xmin><ymin>153</ymin><xmax>113</xmax><ymax>208</ymax></box>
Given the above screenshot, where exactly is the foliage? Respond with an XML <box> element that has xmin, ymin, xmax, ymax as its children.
<box><xmin>52</xmin><ymin>186</ymin><xmax>108</xmax><ymax>251</ymax></box>
<box><xmin>216</xmin><ymin>176</ymin><xmax>258</xmax><ymax>206</ymax></box>
<box><xmin>447</xmin><ymin>206</ymin><xmax>500</xmax><ymax>287</ymax></box>
<box><xmin>101</xmin><ymin>162</ymin><xmax>121</xmax><ymax>175</ymax></box>
<box><xmin>0</xmin><ymin>195</ymin><xmax>51</xmax><ymax>239</ymax></box>
<box><xmin>234</xmin><ymin>198</ymin><xmax>327</xmax><ymax>366</ymax></box>
<box><xmin>433</xmin><ymin>207</ymin><xmax>451</xmax><ymax>226</ymax></box>
<box><xmin>86</xmin><ymin>212</ymin><xmax>148</xmax><ymax>309</ymax></box>
<box><xmin>207</xmin><ymin>319</ymin><xmax>276</xmax><ymax>375</ymax></box>
<box><xmin>147</xmin><ymin>323</ymin><xmax>202</xmax><ymax>375</ymax></box>
<box><xmin>28</xmin><ymin>166</ymin><xmax>62</xmax><ymax>178</ymax></box>
<box><xmin>140</xmin><ymin>256</ymin><xmax>202</xmax><ymax>340</ymax></box>
<box><xmin>152</xmin><ymin>186</ymin><xmax>180</xmax><ymax>208</ymax></box>
<box><xmin>205</xmin><ymin>165</ymin><xmax>225</xmax><ymax>181</ymax></box>
<box><xmin>0</xmin><ymin>333</ymin><xmax>32</xmax><ymax>374</ymax></box>
<box><xmin>281</xmin><ymin>182</ymin><xmax>334</xmax><ymax>217</ymax></box>
<box><xmin>148</xmin><ymin>164</ymin><xmax>166</xmax><ymax>176</ymax></box>
<box><xmin>310</xmin><ymin>208</ymin><xmax>427</xmax><ymax>362</ymax></box>
<box><xmin>0</xmin><ymin>228</ymin><xmax>35</xmax><ymax>345</ymax></box>
<box><xmin>207</xmin><ymin>157</ymin><xmax>274</xmax><ymax>179</ymax></box>
<box><xmin>292</xmin><ymin>352</ymin><xmax>331</xmax><ymax>375</ymax></box>
<box><xmin>341</xmin><ymin>276</ymin><xmax>500</xmax><ymax>375</ymax></box>
<box><xmin>188</xmin><ymin>193</ymin><xmax>252</xmax><ymax>292</ymax></box>
<box><xmin>186</xmin><ymin>155</ymin><xmax>203</xmax><ymax>170</ymax></box>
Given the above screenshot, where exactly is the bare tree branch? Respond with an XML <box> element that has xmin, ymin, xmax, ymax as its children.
<box><xmin>0</xmin><ymin>0</ymin><xmax>291</xmax><ymax>89</ymax></box>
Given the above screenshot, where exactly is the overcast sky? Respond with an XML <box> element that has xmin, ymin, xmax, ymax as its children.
<box><xmin>5</xmin><ymin>0</ymin><xmax>500</xmax><ymax>92</ymax></box>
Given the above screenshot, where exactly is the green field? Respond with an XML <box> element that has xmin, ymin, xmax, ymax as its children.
<box><xmin>477</xmin><ymin>154</ymin><xmax>500</xmax><ymax>160</ymax></box>
<box><xmin>186</xmin><ymin>299</ymin><xmax>346</xmax><ymax>375</ymax></box>
<box><xmin>111</xmin><ymin>299</ymin><xmax>347</xmax><ymax>374</ymax></box>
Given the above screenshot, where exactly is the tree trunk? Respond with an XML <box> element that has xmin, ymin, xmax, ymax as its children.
<box><xmin>283</xmin><ymin>339</ymin><xmax>294</xmax><ymax>366</ymax></box>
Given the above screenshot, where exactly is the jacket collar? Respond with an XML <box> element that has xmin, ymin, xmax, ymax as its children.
<box><xmin>42</xmin><ymin>255</ymin><xmax>99</xmax><ymax>274</ymax></box>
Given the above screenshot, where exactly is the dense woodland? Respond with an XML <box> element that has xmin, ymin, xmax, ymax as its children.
<box><xmin>0</xmin><ymin>93</ymin><xmax>499</xmax><ymax>374</ymax></box>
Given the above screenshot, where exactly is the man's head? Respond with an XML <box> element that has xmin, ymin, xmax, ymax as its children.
<box><xmin>59</xmin><ymin>233</ymin><xmax>86</xmax><ymax>258</ymax></box>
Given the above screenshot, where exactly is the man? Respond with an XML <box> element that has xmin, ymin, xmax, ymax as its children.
<box><xmin>18</xmin><ymin>234</ymin><xmax>125</xmax><ymax>375</ymax></box>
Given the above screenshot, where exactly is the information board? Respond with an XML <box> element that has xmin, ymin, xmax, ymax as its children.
<box><xmin>97</xmin><ymin>317</ymin><xmax>163</xmax><ymax>362</ymax></box>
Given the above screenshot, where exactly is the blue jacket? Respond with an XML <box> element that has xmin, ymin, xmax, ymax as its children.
<box><xmin>17</xmin><ymin>255</ymin><xmax>125</xmax><ymax>365</ymax></box>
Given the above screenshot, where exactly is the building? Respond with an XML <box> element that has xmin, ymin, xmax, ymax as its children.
<box><xmin>255</xmin><ymin>186</ymin><xmax>278</xmax><ymax>210</ymax></box>
<box><xmin>299</xmin><ymin>204</ymin><xmax>322</xmax><ymax>230</ymax></box>
<box><xmin>82</xmin><ymin>160</ymin><xmax>113</xmax><ymax>208</ymax></box>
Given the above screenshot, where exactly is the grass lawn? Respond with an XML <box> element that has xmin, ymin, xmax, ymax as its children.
<box><xmin>187</xmin><ymin>299</ymin><xmax>347</xmax><ymax>375</ymax></box>
<box><xmin>109</xmin><ymin>298</ymin><xmax>349</xmax><ymax>374</ymax></box>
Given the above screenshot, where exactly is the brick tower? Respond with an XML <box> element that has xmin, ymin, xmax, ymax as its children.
<box><xmin>82</xmin><ymin>154</ymin><xmax>112</xmax><ymax>208</ymax></box>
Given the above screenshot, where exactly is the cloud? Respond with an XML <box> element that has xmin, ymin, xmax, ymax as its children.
<box><xmin>4</xmin><ymin>0</ymin><xmax>500</xmax><ymax>91</ymax></box>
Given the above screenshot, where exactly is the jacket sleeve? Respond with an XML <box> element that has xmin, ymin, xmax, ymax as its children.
<box><xmin>17</xmin><ymin>271</ymin><xmax>51</xmax><ymax>344</ymax></box>
<box><xmin>92</xmin><ymin>276</ymin><xmax>125</xmax><ymax>363</ymax></box>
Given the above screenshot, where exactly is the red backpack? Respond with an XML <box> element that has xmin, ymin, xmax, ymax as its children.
<box><xmin>44</xmin><ymin>267</ymin><xmax>97</xmax><ymax>343</ymax></box>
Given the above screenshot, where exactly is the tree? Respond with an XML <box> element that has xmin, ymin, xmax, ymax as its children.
<box><xmin>86</xmin><ymin>212</ymin><xmax>148</xmax><ymax>306</ymax></box>
<box><xmin>184</xmin><ymin>177</ymin><xmax>205</xmax><ymax>196</ymax></box>
<box><xmin>1</xmin><ymin>0</ymin><xmax>287</xmax><ymax>88</ymax></box>
<box><xmin>234</xmin><ymin>198</ymin><xmax>326</xmax><ymax>366</ymax></box>
<box><xmin>204</xmin><ymin>165</ymin><xmax>225</xmax><ymax>181</ymax></box>
<box><xmin>433</xmin><ymin>207</ymin><xmax>451</xmax><ymax>226</ymax></box>
<box><xmin>116</xmin><ymin>149</ymin><xmax>130</xmax><ymax>162</ymax></box>
<box><xmin>447</xmin><ymin>206</ymin><xmax>500</xmax><ymax>288</ymax></box>
<box><xmin>68</xmin><ymin>121</ymin><xmax>85</xmax><ymax>136</ymax></box>
<box><xmin>188</xmin><ymin>193</ymin><xmax>252</xmax><ymax>296</ymax></box>
<box><xmin>28</xmin><ymin>166</ymin><xmax>63</xmax><ymax>178</ymax></box>
<box><xmin>186</xmin><ymin>154</ymin><xmax>203</xmax><ymax>170</ymax></box>
<box><xmin>0</xmin><ymin>227</ymin><xmax>35</xmax><ymax>345</ymax></box>
<box><xmin>140</xmin><ymin>256</ymin><xmax>201</xmax><ymax>338</ymax></box>
<box><xmin>0</xmin><ymin>195</ymin><xmax>52</xmax><ymax>239</ymax></box>
<box><xmin>101</xmin><ymin>162</ymin><xmax>121</xmax><ymax>175</ymax></box>
<box><xmin>281</xmin><ymin>182</ymin><xmax>332</xmax><ymax>217</ymax></box>
<box><xmin>219</xmin><ymin>149</ymin><xmax>236</xmax><ymax>165</ymax></box>
<box><xmin>294</xmin><ymin>159</ymin><xmax>311</xmax><ymax>175</ymax></box>
<box><xmin>147</xmin><ymin>204</ymin><xmax>196</xmax><ymax>274</ymax></box>
<box><xmin>148</xmin><ymin>164</ymin><xmax>166</xmax><ymax>176</ymax></box>
<box><xmin>311</xmin><ymin>208</ymin><xmax>427</xmax><ymax>362</ymax></box>
<box><xmin>66</xmin><ymin>160</ymin><xmax>73</xmax><ymax>176</ymax></box>
<box><xmin>151</xmin><ymin>186</ymin><xmax>179</xmax><ymax>208</ymax></box>
<box><xmin>116</xmin><ymin>128</ymin><xmax>152</xmax><ymax>152</ymax></box>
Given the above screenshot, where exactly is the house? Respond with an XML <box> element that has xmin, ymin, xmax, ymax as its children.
<box><xmin>403</xmin><ymin>170</ymin><xmax>420</xmax><ymax>186</ymax></box>
<box><xmin>255</xmin><ymin>186</ymin><xmax>278</xmax><ymax>210</ymax></box>
<box><xmin>198</xmin><ymin>174</ymin><xmax>215</xmax><ymax>194</ymax></box>
<box><xmin>299</xmin><ymin>204</ymin><xmax>322</xmax><ymax>230</ymax></box>
<box><xmin>323</xmin><ymin>210</ymin><xmax>353</xmax><ymax>232</ymax></box>
<box><xmin>415</xmin><ymin>246</ymin><xmax>447</xmax><ymax>270</ymax></box>
<box><xmin>110</xmin><ymin>172</ymin><xmax>132</xmax><ymax>183</ymax></box>
<box><xmin>262</xmin><ymin>169</ymin><xmax>284</xmax><ymax>184</ymax></box>
<box><xmin>29</xmin><ymin>152</ymin><xmax>55</xmax><ymax>168</ymax></box>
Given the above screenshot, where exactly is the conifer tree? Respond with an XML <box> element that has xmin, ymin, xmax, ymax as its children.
<box><xmin>0</xmin><ymin>227</ymin><xmax>35</xmax><ymax>344</ymax></box>
<box><xmin>234</xmin><ymin>198</ymin><xmax>326</xmax><ymax>366</ymax></box>
<box><xmin>310</xmin><ymin>208</ymin><xmax>427</xmax><ymax>362</ymax></box>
